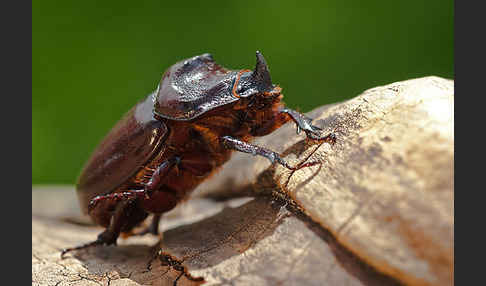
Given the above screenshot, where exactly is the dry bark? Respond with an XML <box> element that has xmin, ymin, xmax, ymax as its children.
<box><xmin>32</xmin><ymin>76</ymin><xmax>454</xmax><ymax>286</ymax></box>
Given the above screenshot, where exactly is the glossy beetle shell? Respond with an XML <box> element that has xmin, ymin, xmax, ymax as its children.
<box><xmin>154</xmin><ymin>53</ymin><xmax>235</xmax><ymax>120</ymax></box>
<box><xmin>76</xmin><ymin>95</ymin><xmax>168</xmax><ymax>214</ymax></box>
<box><xmin>154</xmin><ymin>53</ymin><xmax>273</xmax><ymax>120</ymax></box>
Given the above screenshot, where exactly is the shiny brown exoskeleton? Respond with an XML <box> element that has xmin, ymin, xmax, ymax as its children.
<box><xmin>62</xmin><ymin>51</ymin><xmax>335</xmax><ymax>258</ymax></box>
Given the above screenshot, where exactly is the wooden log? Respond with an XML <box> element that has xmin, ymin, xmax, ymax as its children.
<box><xmin>32</xmin><ymin>76</ymin><xmax>453</xmax><ymax>286</ymax></box>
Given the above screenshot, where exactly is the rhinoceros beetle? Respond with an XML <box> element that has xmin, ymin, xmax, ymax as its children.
<box><xmin>61</xmin><ymin>51</ymin><xmax>336</xmax><ymax>257</ymax></box>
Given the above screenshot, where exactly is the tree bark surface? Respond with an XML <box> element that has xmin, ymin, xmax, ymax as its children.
<box><xmin>32</xmin><ymin>76</ymin><xmax>454</xmax><ymax>286</ymax></box>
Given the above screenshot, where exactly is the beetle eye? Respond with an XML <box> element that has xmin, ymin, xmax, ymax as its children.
<box><xmin>237</xmin><ymin>85</ymin><xmax>247</xmax><ymax>94</ymax></box>
<box><xmin>236</xmin><ymin>85</ymin><xmax>258</xmax><ymax>98</ymax></box>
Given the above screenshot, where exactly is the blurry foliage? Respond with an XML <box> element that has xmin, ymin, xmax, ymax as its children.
<box><xmin>32</xmin><ymin>0</ymin><xmax>453</xmax><ymax>184</ymax></box>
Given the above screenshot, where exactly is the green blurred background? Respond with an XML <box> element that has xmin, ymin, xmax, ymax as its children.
<box><xmin>32</xmin><ymin>0</ymin><xmax>453</xmax><ymax>185</ymax></box>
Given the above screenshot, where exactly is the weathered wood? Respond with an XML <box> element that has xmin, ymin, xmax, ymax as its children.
<box><xmin>32</xmin><ymin>76</ymin><xmax>453</xmax><ymax>286</ymax></box>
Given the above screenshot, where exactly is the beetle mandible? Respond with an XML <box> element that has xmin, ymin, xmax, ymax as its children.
<box><xmin>61</xmin><ymin>51</ymin><xmax>336</xmax><ymax>256</ymax></box>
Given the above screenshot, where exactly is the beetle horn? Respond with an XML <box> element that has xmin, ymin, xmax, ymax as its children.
<box><xmin>251</xmin><ymin>51</ymin><xmax>272</xmax><ymax>89</ymax></box>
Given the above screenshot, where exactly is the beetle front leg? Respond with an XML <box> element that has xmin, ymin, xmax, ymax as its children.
<box><xmin>280</xmin><ymin>107</ymin><xmax>336</xmax><ymax>143</ymax></box>
<box><xmin>221</xmin><ymin>136</ymin><xmax>319</xmax><ymax>171</ymax></box>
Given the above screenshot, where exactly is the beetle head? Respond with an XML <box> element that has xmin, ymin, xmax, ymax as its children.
<box><xmin>153</xmin><ymin>51</ymin><xmax>279</xmax><ymax>121</ymax></box>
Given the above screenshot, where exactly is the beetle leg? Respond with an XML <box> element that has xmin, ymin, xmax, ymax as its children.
<box><xmin>133</xmin><ymin>213</ymin><xmax>162</xmax><ymax>236</ymax></box>
<box><xmin>61</xmin><ymin>199</ymin><xmax>135</xmax><ymax>258</ymax></box>
<box><xmin>87</xmin><ymin>190</ymin><xmax>147</xmax><ymax>213</ymax></box>
<box><xmin>87</xmin><ymin>157</ymin><xmax>181</xmax><ymax>213</ymax></box>
<box><xmin>221</xmin><ymin>136</ymin><xmax>319</xmax><ymax>171</ymax></box>
<box><xmin>133</xmin><ymin>157</ymin><xmax>180</xmax><ymax>235</ymax></box>
<box><xmin>279</xmin><ymin>107</ymin><xmax>336</xmax><ymax>143</ymax></box>
<box><xmin>145</xmin><ymin>157</ymin><xmax>181</xmax><ymax>195</ymax></box>
<box><xmin>173</xmin><ymin>271</ymin><xmax>184</xmax><ymax>286</ymax></box>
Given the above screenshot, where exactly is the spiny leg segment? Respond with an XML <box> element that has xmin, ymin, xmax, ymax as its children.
<box><xmin>61</xmin><ymin>157</ymin><xmax>180</xmax><ymax>258</ymax></box>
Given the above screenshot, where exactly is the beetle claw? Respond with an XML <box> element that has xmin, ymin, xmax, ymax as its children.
<box><xmin>306</xmin><ymin>131</ymin><xmax>337</xmax><ymax>144</ymax></box>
